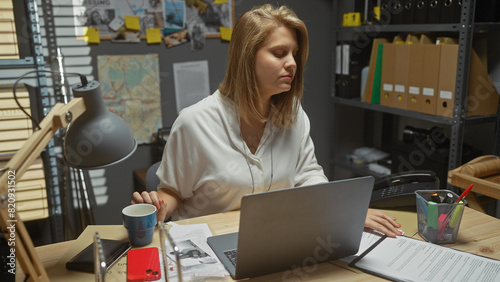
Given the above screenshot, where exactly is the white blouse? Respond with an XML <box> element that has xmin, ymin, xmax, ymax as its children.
<box><xmin>156</xmin><ymin>90</ymin><xmax>328</xmax><ymax>220</ymax></box>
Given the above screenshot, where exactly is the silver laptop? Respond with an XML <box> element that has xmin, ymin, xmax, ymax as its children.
<box><xmin>207</xmin><ymin>176</ymin><xmax>374</xmax><ymax>279</ymax></box>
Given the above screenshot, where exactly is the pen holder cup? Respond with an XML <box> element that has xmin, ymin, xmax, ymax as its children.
<box><xmin>415</xmin><ymin>190</ymin><xmax>467</xmax><ymax>244</ymax></box>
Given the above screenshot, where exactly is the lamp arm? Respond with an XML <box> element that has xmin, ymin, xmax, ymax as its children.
<box><xmin>0</xmin><ymin>97</ymin><xmax>86</xmax><ymax>281</ymax></box>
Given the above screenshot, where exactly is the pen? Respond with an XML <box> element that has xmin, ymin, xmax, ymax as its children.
<box><xmin>456</xmin><ymin>184</ymin><xmax>473</xmax><ymax>203</ymax></box>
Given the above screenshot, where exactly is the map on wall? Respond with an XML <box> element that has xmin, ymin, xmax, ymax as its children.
<box><xmin>97</xmin><ymin>54</ymin><xmax>162</xmax><ymax>143</ymax></box>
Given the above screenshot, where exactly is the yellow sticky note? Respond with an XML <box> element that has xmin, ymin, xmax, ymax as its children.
<box><xmin>125</xmin><ymin>16</ymin><xmax>140</xmax><ymax>31</ymax></box>
<box><xmin>220</xmin><ymin>27</ymin><xmax>232</xmax><ymax>41</ymax></box>
<box><xmin>146</xmin><ymin>28</ymin><xmax>162</xmax><ymax>44</ymax></box>
<box><xmin>84</xmin><ymin>27</ymin><xmax>100</xmax><ymax>43</ymax></box>
<box><xmin>214</xmin><ymin>0</ymin><xmax>227</xmax><ymax>4</ymax></box>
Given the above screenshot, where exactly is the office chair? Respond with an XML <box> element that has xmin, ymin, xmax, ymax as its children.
<box><xmin>145</xmin><ymin>161</ymin><xmax>162</xmax><ymax>192</ymax></box>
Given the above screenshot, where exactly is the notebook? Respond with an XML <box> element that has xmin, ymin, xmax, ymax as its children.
<box><xmin>207</xmin><ymin>176</ymin><xmax>375</xmax><ymax>279</ymax></box>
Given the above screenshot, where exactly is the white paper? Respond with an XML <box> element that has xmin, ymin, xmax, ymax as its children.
<box><xmin>340</xmin><ymin>230</ymin><xmax>385</xmax><ymax>263</ymax></box>
<box><xmin>173</xmin><ymin>60</ymin><xmax>210</xmax><ymax>113</ymax></box>
<box><xmin>353</xmin><ymin>235</ymin><xmax>500</xmax><ymax>282</ymax></box>
<box><xmin>163</xmin><ymin>223</ymin><xmax>229</xmax><ymax>282</ymax></box>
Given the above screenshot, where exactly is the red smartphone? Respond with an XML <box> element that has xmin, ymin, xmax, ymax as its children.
<box><xmin>127</xmin><ymin>247</ymin><xmax>161</xmax><ymax>282</ymax></box>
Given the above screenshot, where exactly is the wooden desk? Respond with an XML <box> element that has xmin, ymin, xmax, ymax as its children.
<box><xmin>26</xmin><ymin>207</ymin><xmax>500</xmax><ymax>281</ymax></box>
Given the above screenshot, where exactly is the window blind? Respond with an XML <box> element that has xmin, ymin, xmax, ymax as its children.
<box><xmin>0</xmin><ymin>0</ymin><xmax>49</xmax><ymax>221</ymax></box>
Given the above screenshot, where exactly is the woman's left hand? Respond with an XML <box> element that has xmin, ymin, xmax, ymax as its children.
<box><xmin>365</xmin><ymin>209</ymin><xmax>402</xmax><ymax>238</ymax></box>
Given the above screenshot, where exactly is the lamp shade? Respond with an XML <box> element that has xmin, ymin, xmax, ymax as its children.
<box><xmin>64</xmin><ymin>80</ymin><xmax>137</xmax><ymax>169</ymax></box>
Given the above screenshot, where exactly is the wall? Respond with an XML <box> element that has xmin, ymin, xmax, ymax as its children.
<box><xmin>88</xmin><ymin>0</ymin><xmax>333</xmax><ymax>225</ymax></box>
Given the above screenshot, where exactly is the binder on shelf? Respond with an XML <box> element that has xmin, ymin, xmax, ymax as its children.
<box><xmin>390</xmin><ymin>0</ymin><xmax>404</xmax><ymax>24</ymax></box>
<box><xmin>436</xmin><ymin>43</ymin><xmax>458</xmax><ymax>117</ymax></box>
<box><xmin>370</xmin><ymin>43</ymin><xmax>384</xmax><ymax>104</ymax></box>
<box><xmin>414</xmin><ymin>0</ymin><xmax>428</xmax><ymax>24</ymax></box>
<box><xmin>363</xmin><ymin>38</ymin><xmax>389</xmax><ymax>103</ymax></box>
<box><xmin>392</xmin><ymin>42</ymin><xmax>411</xmax><ymax>109</ymax></box>
<box><xmin>420</xmin><ymin>42</ymin><xmax>440</xmax><ymax>115</ymax></box>
<box><xmin>436</xmin><ymin>43</ymin><xmax>499</xmax><ymax>118</ymax></box>
<box><xmin>407</xmin><ymin>43</ymin><xmax>424</xmax><ymax>113</ymax></box>
<box><xmin>336</xmin><ymin>41</ymin><xmax>369</xmax><ymax>99</ymax></box>
<box><xmin>363</xmin><ymin>0</ymin><xmax>380</xmax><ymax>24</ymax></box>
<box><xmin>402</xmin><ymin>0</ymin><xmax>415</xmax><ymax>24</ymax></box>
<box><xmin>440</xmin><ymin>0</ymin><xmax>460</xmax><ymax>23</ymax></box>
<box><xmin>335</xmin><ymin>43</ymin><xmax>354</xmax><ymax>98</ymax></box>
<box><xmin>335</xmin><ymin>43</ymin><xmax>343</xmax><ymax>98</ymax></box>
<box><xmin>467</xmin><ymin>50</ymin><xmax>500</xmax><ymax>117</ymax></box>
<box><xmin>475</xmin><ymin>0</ymin><xmax>499</xmax><ymax>22</ymax></box>
<box><xmin>380</xmin><ymin>0</ymin><xmax>392</xmax><ymax>24</ymax></box>
<box><xmin>427</xmin><ymin>0</ymin><xmax>441</xmax><ymax>24</ymax></box>
<box><xmin>380</xmin><ymin>43</ymin><xmax>396</xmax><ymax>107</ymax></box>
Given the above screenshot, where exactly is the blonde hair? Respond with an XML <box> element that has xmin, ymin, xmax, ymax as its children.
<box><xmin>218</xmin><ymin>4</ymin><xmax>309</xmax><ymax>128</ymax></box>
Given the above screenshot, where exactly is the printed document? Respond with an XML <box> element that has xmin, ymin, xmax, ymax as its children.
<box><xmin>351</xmin><ymin>235</ymin><xmax>500</xmax><ymax>281</ymax></box>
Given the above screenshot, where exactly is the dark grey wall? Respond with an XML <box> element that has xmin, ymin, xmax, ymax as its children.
<box><xmin>90</xmin><ymin>0</ymin><xmax>333</xmax><ymax>224</ymax></box>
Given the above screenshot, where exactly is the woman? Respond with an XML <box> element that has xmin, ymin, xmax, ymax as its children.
<box><xmin>132</xmin><ymin>4</ymin><xmax>402</xmax><ymax>237</ymax></box>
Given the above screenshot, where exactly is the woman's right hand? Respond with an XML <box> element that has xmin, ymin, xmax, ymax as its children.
<box><xmin>132</xmin><ymin>191</ymin><xmax>168</xmax><ymax>222</ymax></box>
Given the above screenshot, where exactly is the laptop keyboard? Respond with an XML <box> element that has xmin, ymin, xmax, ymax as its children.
<box><xmin>223</xmin><ymin>249</ymin><xmax>238</xmax><ymax>267</ymax></box>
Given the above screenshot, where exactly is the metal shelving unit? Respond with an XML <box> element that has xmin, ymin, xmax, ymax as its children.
<box><xmin>1</xmin><ymin>0</ymin><xmax>66</xmax><ymax>243</ymax></box>
<box><xmin>330</xmin><ymin>0</ymin><xmax>500</xmax><ymax>180</ymax></box>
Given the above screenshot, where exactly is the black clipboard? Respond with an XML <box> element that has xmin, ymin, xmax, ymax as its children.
<box><xmin>66</xmin><ymin>239</ymin><xmax>131</xmax><ymax>273</ymax></box>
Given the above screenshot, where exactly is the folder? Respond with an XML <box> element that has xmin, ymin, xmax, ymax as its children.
<box><xmin>465</xmin><ymin>49</ymin><xmax>499</xmax><ymax>117</ymax></box>
<box><xmin>370</xmin><ymin>43</ymin><xmax>384</xmax><ymax>104</ymax></box>
<box><xmin>419</xmin><ymin>43</ymin><xmax>440</xmax><ymax>115</ymax></box>
<box><xmin>427</xmin><ymin>0</ymin><xmax>441</xmax><ymax>24</ymax></box>
<box><xmin>336</xmin><ymin>42</ymin><xmax>369</xmax><ymax>99</ymax></box>
<box><xmin>436</xmin><ymin>44</ymin><xmax>458</xmax><ymax>117</ymax></box>
<box><xmin>440</xmin><ymin>0</ymin><xmax>460</xmax><ymax>23</ymax></box>
<box><xmin>392</xmin><ymin>43</ymin><xmax>411</xmax><ymax>109</ymax></box>
<box><xmin>380</xmin><ymin>43</ymin><xmax>396</xmax><ymax>107</ymax></box>
<box><xmin>407</xmin><ymin>43</ymin><xmax>424</xmax><ymax>113</ymax></box>
<box><xmin>436</xmin><ymin>44</ymin><xmax>499</xmax><ymax>118</ymax></box>
<box><xmin>338</xmin><ymin>43</ymin><xmax>354</xmax><ymax>98</ymax></box>
<box><xmin>335</xmin><ymin>44</ymin><xmax>343</xmax><ymax>97</ymax></box>
<box><xmin>390</xmin><ymin>0</ymin><xmax>404</xmax><ymax>24</ymax></box>
<box><xmin>362</xmin><ymin>38</ymin><xmax>389</xmax><ymax>103</ymax></box>
<box><xmin>413</xmin><ymin>0</ymin><xmax>427</xmax><ymax>24</ymax></box>
<box><xmin>402</xmin><ymin>0</ymin><xmax>415</xmax><ymax>24</ymax></box>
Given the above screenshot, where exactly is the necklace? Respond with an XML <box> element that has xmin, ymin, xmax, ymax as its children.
<box><xmin>242</xmin><ymin>130</ymin><xmax>274</xmax><ymax>194</ymax></box>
